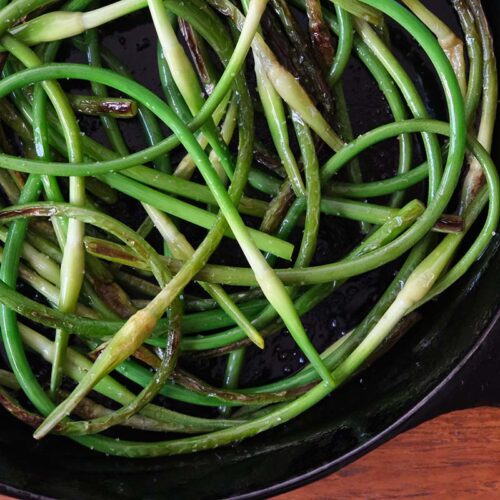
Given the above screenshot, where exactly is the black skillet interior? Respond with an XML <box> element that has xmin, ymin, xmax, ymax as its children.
<box><xmin>0</xmin><ymin>1</ymin><xmax>499</xmax><ymax>499</ymax></box>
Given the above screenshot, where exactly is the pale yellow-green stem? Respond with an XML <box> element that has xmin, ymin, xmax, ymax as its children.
<box><xmin>227</xmin><ymin>1</ymin><xmax>344</xmax><ymax>152</ymax></box>
<box><xmin>9</xmin><ymin>0</ymin><xmax>146</xmax><ymax>45</ymax></box>
<box><xmin>33</xmin><ymin>307</ymin><xmax>158</xmax><ymax>439</ymax></box>
<box><xmin>0</xmin><ymin>225</ymin><xmax>60</xmax><ymax>285</ymax></box>
<box><xmin>401</xmin><ymin>0</ymin><xmax>467</xmax><ymax>96</ymax></box>
<box><xmin>19</xmin><ymin>322</ymin><xmax>149</xmax><ymax>409</ymax></box>
<box><xmin>209</xmin><ymin>97</ymin><xmax>239</xmax><ymax>183</ymax></box>
<box><xmin>255</xmin><ymin>57</ymin><xmax>306</xmax><ymax>196</ymax></box>
<box><xmin>329</xmin><ymin>0</ymin><xmax>383</xmax><ymax>26</ymax></box>
<box><xmin>1</xmin><ymin>35</ymin><xmax>86</xmax><ymax>399</ymax></box>
<box><xmin>335</xmin><ymin>241</ymin><xmax>455</xmax><ymax>381</ymax></box>
<box><xmin>0</xmin><ymin>369</ymin><xmax>20</xmax><ymax>390</ymax></box>
<box><xmin>144</xmin><ymin>205</ymin><xmax>264</xmax><ymax>348</ymax></box>
<box><xmin>258</xmin><ymin>52</ymin><xmax>344</xmax><ymax>151</ymax></box>
<box><xmin>174</xmin><ymin>91</ymin><xmax>233</xmax><ymax>179</ymax></box>
<box><xmin>461</xmin><ymin>3</ymin><xmax>497</xmax><ymax>209</ymax></box>
<box><xmin>12</xmin><ymin>258</ymin><xmax>96</xmax><ymax>319</ymax></box>
<box><xmin>239</xmin><ymin>0</ymin><xmax>306</xmax><ymax>198</ymax></box>
<box><xmin>148</xmin><ymin>0</ymin><xmax>204</xmax><ymax>115</ymax></box>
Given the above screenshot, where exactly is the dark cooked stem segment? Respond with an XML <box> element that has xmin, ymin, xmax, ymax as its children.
<box><xmin>68</xmin><ymin>95</ymin><xmax>138</xmax><ymax>118</ymax></box>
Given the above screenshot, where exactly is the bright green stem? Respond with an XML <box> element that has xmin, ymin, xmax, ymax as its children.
<box><xmin>328</xmin><ymin>5</ymin><xmax>353</xmax><ymax>85</ymax></box>
<box><xmin>255</xmin><ymin>58</ymin><xmax>306</xmax><ymax>197</ymax></box>
<box><xmin>2</xmin><ymin>34</ymin><xmax>86</xmax><ymax>399</ymax></box>
<box><xmin>401</xmin><ymin>0</ymin><xmax>467</xmax><ymax>96</ymax></box>
<box><xmin>353</xmin><ymin>18</ymin><xmax>443</xmax><ymax>201</ymax></box>
<box><xmin>239</xmin><ymin>0</ymin><xmax>305</xmax><ymax>197</ymax></box>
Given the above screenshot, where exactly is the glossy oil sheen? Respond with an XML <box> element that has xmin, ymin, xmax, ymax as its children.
<box><xmin>0</xmin><ymin>1</ymin><xmax>499</xmax><ymax>499</ymax></box>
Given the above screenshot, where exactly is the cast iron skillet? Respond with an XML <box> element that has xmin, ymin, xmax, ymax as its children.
<box><xmin>0</xmin><ymin>1</ymin><xmax>499</xmax><ymax>499</ymax></box>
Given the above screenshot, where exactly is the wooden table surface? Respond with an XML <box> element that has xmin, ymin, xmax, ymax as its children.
<box><xmin>0</xmin><ymin>407</ymin><xmax>498</xmax><ymax>499</ymax></box>
<box><xmin>275</xmin><ymin>406</ymin><xmax>500</xmax><ymax>499</ymax></box>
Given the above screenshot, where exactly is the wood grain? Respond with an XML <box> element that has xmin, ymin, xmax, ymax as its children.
<box><xmin>275</xmin><ymin>407</ymin><xmax>500</xmax><ymax>499</ymax></box>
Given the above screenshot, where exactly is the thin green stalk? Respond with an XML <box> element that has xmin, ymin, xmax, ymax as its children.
<box><xmin>85</xmin><ymin>25</ymin><xmax>256</xmax><ymax>341</ymax></box>
<box><xmin>330</xmin><ymin>82</ymin><xmax>372</xmax><ymax>229</ymax></box>
<box><xmin>220</xmin><ymin>0</ymin><xmax>344</xmax><ymax>151</ymax></box>
<box><xmin>353</xmin><ymin>18</ymin><xmax>443</xmax><ymax>201</ymax></box>
<box><xmin>181</xmin><ymin>198</ymin><xmax>424</xmax><ymax>352</ymax></box>
<box><xmin>401</xmin><ymin>0</ymin><xmax>467</xmax><ymax>96</ymax></box>
<box><xmin>149</xmin><ymin>0</ymin><xmax>235</xmax><ymax>181</ymax></box>
<box><xmin>19</xmin><ymin>322</ymin><xmax>242</xmax><ymax>432</ymax></box>
<box><xmin>0</xmin><ymin>226</ymin><xmax>60</xmax><ymax>284</ymax></box>
<box><xmin>452</xmin><ymin>0</ymin><xmax>482</xmax><ymax>126</ymax></box>
<box><xmin>2</xmin><ymin>35</ymin><xmax>86</xmax><ymax>399</ymax></box>
<box><xmin>85</xmin><ymin>27</ymin><xmax>130</xmax><ymax>159</ymax></box>
<box><xmin>461</xmin><ymin>0</ymin><xmax>497</xmax><ymax>209</ymax></box>
<box><xmin>220</xmin><ymin>348</ymin><xmax>246</xmax><ymax>415</ymax></box>
<box><xmin>221</xmin><ymin>111</ymin><xmax>322</xmax><ymax>406</ymax></box>
<box><xmin>328</xmin><ymin>5</ymin><xmax>353</xmax><ymax>85</ymax></box>
<box><xmin>145</xmin><ymin>206</ymin><xmax>265</xmax><ymax>348</ymax></box>
<box><xmin>31</xmin><ymin>70</ymin><xmax>338</xmax><ymax>439</ymax></box>
<box><xmin>240</xmin><ymin>0</ymin><xmax>306</xmax><ymax>197</ymax></box>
